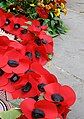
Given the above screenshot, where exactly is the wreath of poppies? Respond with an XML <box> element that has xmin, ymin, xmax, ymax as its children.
<box><xmin>0</xmin><ymin>6</ymin><xmax>76</xmax><ymax>119</ymax></box>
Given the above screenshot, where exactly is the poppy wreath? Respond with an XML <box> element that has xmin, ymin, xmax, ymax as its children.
<box><xmin>0</xmin><ymin>0</ymin><xmax>68</xmax><ymax>37</ymax></box>
<box><xmin>0</xmin><ymin>5</ymin><xmax>76</xmax><ymax>119</ymax></box>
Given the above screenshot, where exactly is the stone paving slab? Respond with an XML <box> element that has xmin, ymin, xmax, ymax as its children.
<box><xmin>67</xmin><ymin>0</ymin><xmax>84</xmax><ymax>14</ymax></box>
<box><xmin>45</xmin><ymin>10</ymin><xmax>84</xmax><ymax>119</ymax></box>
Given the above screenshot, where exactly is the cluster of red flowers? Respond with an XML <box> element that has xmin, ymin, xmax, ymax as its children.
<box><xmin>0</xmin><ymin>8</ymin><xmax>53</xmax><ymax>65</ymax></box>
<box><xmin>0</xmin><ymin>8</ymin><xmax>76</xmax><ymax>119</ymax></box>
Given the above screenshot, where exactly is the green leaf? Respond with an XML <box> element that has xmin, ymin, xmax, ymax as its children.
<box><xmin>50</xmin><ymin>12</ymin><xmax>54</xmax><ymax>18</ymax></box>
<box><xmin>9</xmin><ymin>99</ymin><xmax>23</xmax><ymax>108</ymax></box>
<box><xmin>0</xmin><ymin>109</ymin><xmax>22</xmax><ymax>119</ymax></box>
<box><xmin>0</xmin><ymin>2</ymin><xmax>7</xmax><ymax>9</ymax></box>
<box><xmin>51</xmin><ymin>20</ymin><xmax>55</xmax><ymax>28</ymax></box>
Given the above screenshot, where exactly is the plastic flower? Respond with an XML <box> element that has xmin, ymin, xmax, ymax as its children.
<box><xmin>44</xmin><ymin>82</ymin><xmax>76</xmax><ymax>107</ymax></box>
<box><xmin>11</xmin><ymin>73</ymin><xmax>40</xmax><ymax>99</ymax></box>
<box><xmin>0</xmin><ymin>36</ymin><xmax>10</xmax><ymax>50</ymax></box>
<box><xmin>20</xmin><ymin>98</ymin><xmax>58</xmax><ymax>119</ymax></box>
<box><xmin>0</xmin><ymin>68</ymin><xmax>10</xmax><ymax>87</ymax></box>
<box><xmin>0</xmin><ymin>49</ymin><xmax>29</xmax><ymax>74</ymax></box>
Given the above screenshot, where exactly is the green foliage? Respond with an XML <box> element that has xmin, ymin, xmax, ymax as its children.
<box><xmin>0</xmin><ymin>109</ymin><xmax>22</xmax><ymax>119</ymax></box>
<box><xmin>0</xmin><ymin>0</ymin><xmax>38</xmax><ymax>19</ymax></box>
<box><xmin>43</xmin><ymin>12</ymin><xmax>68</xmax><ymax>37</ymax></box>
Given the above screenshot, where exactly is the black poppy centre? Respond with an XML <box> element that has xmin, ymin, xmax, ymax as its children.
<box><xmin>25</xmin><ymin>52</ymin><xmax>32</xmax><ymax>59</ymax></box>
<box><xmin>14</xmin><ymin>23</ymin><xmax>20</xmax><ymax>29</ymax></box>
<box><xmin>35</xmin><ymin>51</ymin><xmax>41</xmax><ymax>59</ymax></box>
<box><xmin>0</xmin><ymin>69</ymin><xmax>5</xmax><ymax>76</ymax></box>
<box><xmin>21</xmin><ymin>29</ymin><xmax>28</xmax><ymax>34</ymax></box>
<box><xmin>21</xmin><ymin>82</ymin><xmax>32</xmax><ymax>92</ymax></box>
<box><xmin>7</xmin><ymin>60</ymin><xmax>19</xmax><ymax>67</ymax></box>
<box><xmin>38</xmin><ymin>83</ymin><xmax>46</xmax><ymax>92</ymax></box>
<box><xmin>32</xmin><ymin>108</ymin><xmax>45</xmax><ymax>118</ymax></box>
<box><xmin>10</xmin><ymin>74</ymin><xmax>20</xmax><ymax>82</ymax></box>
<box><xmin>51</xmin><ymin>94</ymin><xmax>64</xmax><ymax>102</ymax></box>
<box><xmin>34</xmin><ymin>39</ymin><xmax>47</xmax><ymax>46</ymax></box>
<box><xmin>5</xmin><ymin>19</ymin><xmax>11</xmax><ymax>26</ymax></box>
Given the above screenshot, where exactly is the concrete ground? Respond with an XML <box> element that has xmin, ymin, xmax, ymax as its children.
<box><xmin>45</xmin><ymin>1</ymin><xmax>84</xmax><ymax>119</ymax></box>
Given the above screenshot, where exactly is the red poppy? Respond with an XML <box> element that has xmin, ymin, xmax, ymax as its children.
<box><xmin>31</xmin><ymin>62</ymin><xmax>58</xmax><ymax>83</ymax></box>
<box><xmin>0</xmin><ymin>9</ymin><xmax>6</xmax><ymax>27</ymax></box>
<box><xmin>24</xmin><ymin>32</ymin><xmax>53</xmax><ymax>65</ymax></box>
<box><xmin>1</xmin><ymin>70</ymin><xmax>40</xmax><ymax>94</ymax></box>
<box><xmin>25</xmin><ymin>44</ymin><xmax>49</xmax><ymax>65</ymax></box>
<box><xmin>38</xmin><ymin>31</ymin><xmax>53</xmax><ymax>53</ymax></box>
<box><xmin>20</xmin><ymin>98</ymin><xmax>58</xmax><ymax>119</ymax></box>
<box><xmin>0</xmin><ymin>68</ymin><xmax>10</xmax><ymax>87</ymax></box>
<box><xmin>9</xmin><ymin>41</ymin><xmax>26</xmax><ymax>55</ymax></box>
<box><xmin>11</xmin><ymin>73</ymin><xmax>40</xmax><ymax>99</ymax></box>
<box><xmin>44</xmin><ymin>83</ymin><xmax>76</xmax><ymax>107</ymax></box>
<box><xmin>0</xmin><ymin>36</ymin><xmax>10</xmax><ymax>50</ymax></box>
<box><xmin>0</xmin><ymin>11</ymin><xmax>13</xmax><ymax>28</ymax></box>
<box><xmin>36</xmin><ymin>7</ymin><xmax>49</xmax><ymax>19</ymax></box>
<box><xmin>18</xmin><ymin>30</ymin><xmax>35</xmax><ymax>45</ymax></box>
<box><xmin>0</xmin><ymin>49</ymin><xmax>29</xmax><ymax>74</ymax></box>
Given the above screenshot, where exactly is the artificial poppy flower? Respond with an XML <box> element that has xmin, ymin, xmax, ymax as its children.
<box><xmin>18</xmin><ymin>30</ymin><xmax>35</xmax><ymax>45</ymax></box>
<box><xmin>30</xmin><ymin>62</ymin><xmax>58</xmax><ymax>92</ymax></box>
<box><xmin>0</xmin><ymin>68</ymin><xmax>11</xmax><ymax>87</ymax></box>
<box><xmin>0</xmin><ymin>49</ymin><xmax>29</xmax><ymax>74</ymax></box>
<box><xmin>0</xmin><ymin>73</ymin><xmax>23</xmax><ymax>93</ymax></box>
<box><xmin>38</xmin><ymin>31</ymin><xmax>53</xmax><ymax>53</ymax></box>
<box><xmin>11</xmin><ymin>74</ymin><xmax>40</xmax><ymax>99</ymax></box>
<box><xmin>61</xmin><ymin>107</ymin><xmax>70</xmax><ymax>119</ymax></box>
<box><xmin>0</xmin><ymin>36</ymin><xmax>10</xmax><ymax>50</ymax></box>
<box><xmin>31</xmin><ymin>19</ymin><xmax>40</xmax><ymax>27</ymax></box>
<box><xmin>25</xmin><ymin>43</ymin><xmax>49</xmax><ymax>65</ymax></box>
<box><xmin>36</xmin><ymin>7</ymin><xmax>49</xmax><ymax>19</ymax></box>
<box><xmin>9</xmin><ymin>41</ymin><xmax>26</xmax><ymax>55</ymax></box>
<box><xmin>1</xmin><ymin>13</ymin><xmax>27</xmax><ymax>37</ymax></box>
<box><xmin>0</xmin><ymin>9</ymin><xmax>6</xmax><ymax>27</ymax></box>
<box><xmin>25</xmin><ymin>34</ymin><xmax>53</xmax><ymax>65</ymax></box>
<box><xmin>44</xmin><ymin>83</ymin><xmax>76</xmax><ymax>107</ymax></box>
<box><xmin>0</xmin><ymin>11</ymin><xmax>13</xmax><ymax>30</ymax></box>
<box><xmin>20</xmin><ymin>98</ymin><xmax>58</xmax><ymax>119</ymax></box>
<box><xmin>8</xmin><ymin>15</ymin><xmax>28</xmax><ymax>36</ymax></box>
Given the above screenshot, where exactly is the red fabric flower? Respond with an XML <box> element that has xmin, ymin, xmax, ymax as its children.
<box><xmin>20</xmin><ymin>98</ymin><xmax>58</xmax><ymax>119</ymax></box>
<box><xmin>11</xmin><ymin>73</ymin><xmax>40</xmax><ymax>98</ymax></box>
<box><xmin>36</xmin><ymin>7</ymin><xmax>49</xmax><ymax>19</ymax></box>
<box><xmin>0</xmin><ymin>50</ymin><xmax>29</xmax><ymax>74</ymax></box>
<box><xmin>0</xmin><ymin>68</ymin><xmax>10</xmax><ymax>87</ymax></box>
<box><xmin>44</xmin><ymin>83</ymin><xmax>76</xmax><ymax>107</ymax></box>
<box><xmin>31</xmin><ymin>62</ymin><xmax>58</xmax><ymax>83</ymax></box>
<box><xmin>0</xmin><ymin>36</ymin><xmax>11</xmax><ymax>52</ymax></box>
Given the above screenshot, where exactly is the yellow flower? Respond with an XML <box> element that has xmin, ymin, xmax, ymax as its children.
<box><xmin>61</xmin><ymin>3</ymin><xmax>65</xmax><ymax>9</ymax></box>
<box><xmin>63</xmin><ymin>8</ymin><xmax>67</xmax><ymax>15</ymax></box>
<box><xmin>38</xmin><ymin>2</ymin><xmax>45</xmax><ymax>7</ymax></box>
<box><xmin>45</xmin><ymin>5</ymin><xmax>52</xmax><ymax>10</ymax></box>
<box><xmin>54</xmin><ymin>8</ymin><xmax>60</xmax><ymax>17</ymax></box>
